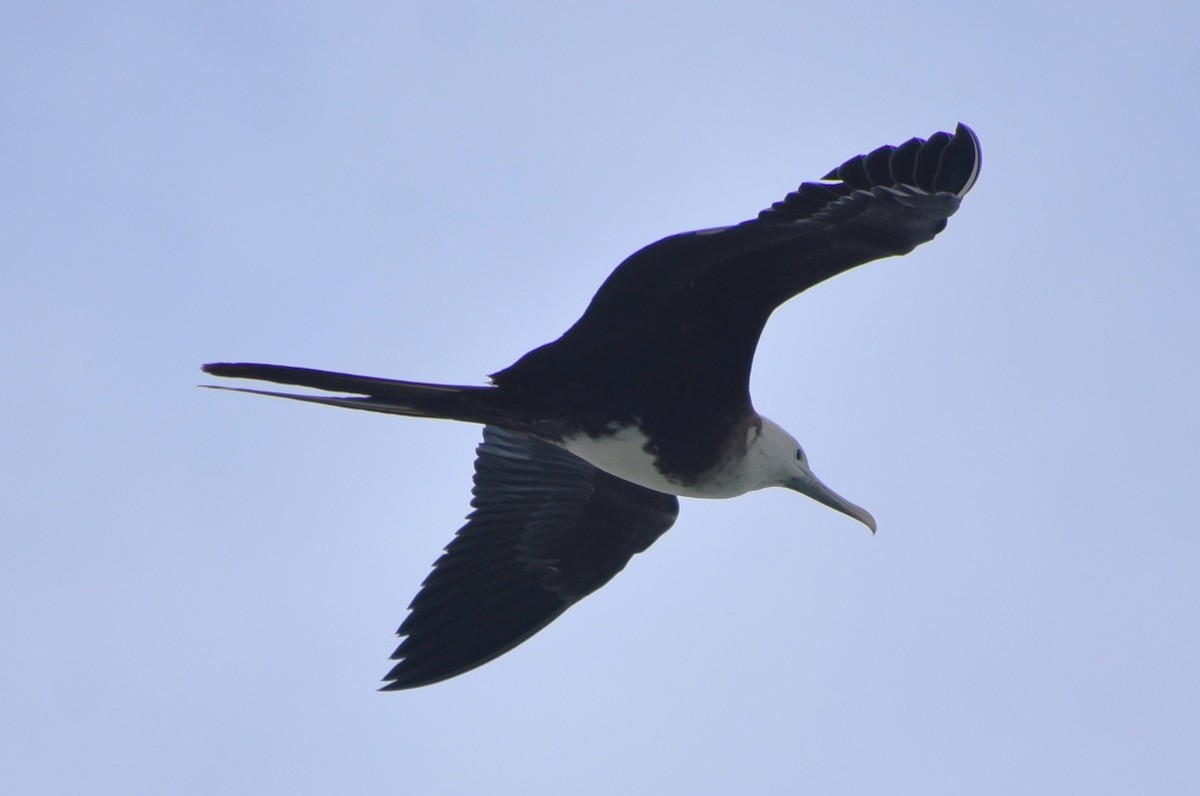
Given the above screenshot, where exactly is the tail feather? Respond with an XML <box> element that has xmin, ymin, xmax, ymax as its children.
<box><xmin>200</xmin><ymin>362</ymin><xmax>502</xmax><ymax>425</ymax></box>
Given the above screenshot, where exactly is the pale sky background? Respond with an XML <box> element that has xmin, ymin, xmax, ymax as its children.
<box><xmin>3</xmin><ymin>2</ymin><xmax>1198</xmax><ymax>794</ymax></box>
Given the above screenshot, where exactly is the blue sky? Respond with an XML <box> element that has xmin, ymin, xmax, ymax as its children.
<box><xmin>3</xmin><ymin>2</ymin><xmax>1198</xmax><ymax>793</ymax></box>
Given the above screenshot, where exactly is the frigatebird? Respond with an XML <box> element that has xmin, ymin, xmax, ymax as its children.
<box><xmin>204</xmin><ymin>123</ymin><xmax>981</xmax><ymax>689</ymax></box>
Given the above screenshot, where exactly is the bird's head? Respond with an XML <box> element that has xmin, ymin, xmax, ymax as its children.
<box><xmin>757</xmin><ymin>417</ymin><xmax>877</xmax><ymax>533</ymax></box>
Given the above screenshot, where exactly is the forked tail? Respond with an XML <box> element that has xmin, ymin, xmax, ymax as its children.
<box><xmin>201</xmin><ymin>362</ymin><xmax>503</xmax><ymax>425</ymax></box>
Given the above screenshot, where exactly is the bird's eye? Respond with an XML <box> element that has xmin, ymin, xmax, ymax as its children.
<box><xmin>795</xmin><ymin>447</ymin><xmax>805</xmax><ymax>462</ymax></box>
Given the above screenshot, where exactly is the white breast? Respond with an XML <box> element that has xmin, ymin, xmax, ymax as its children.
<box><xmin>559</xmin><ymin>423</ymin><xmax>775</xmax><ymax>499</ymax></box>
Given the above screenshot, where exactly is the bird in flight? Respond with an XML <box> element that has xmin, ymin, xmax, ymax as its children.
<box><xmin>204</xmin><ymin>123</ymin><xmax>981</xmax><ymax>689</ymax></box>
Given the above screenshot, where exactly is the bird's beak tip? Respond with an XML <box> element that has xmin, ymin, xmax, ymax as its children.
<box><xmin>847</xmin><ymin>505</ymin><xmax>877</xmax><ymax>535</ymax></box>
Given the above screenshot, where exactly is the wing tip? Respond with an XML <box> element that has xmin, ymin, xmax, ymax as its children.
<box><xmin>377</xmin><ymin>661</ymin><xmax>432</xmax><ymax>692</ymax></box>
<box><xmin>947</xmin><ymin>122</ymin><xmax>983</xmax><ymax>197</ymax></box>
<box><xmin>820</xmin><ymin>123</ymin><xmax>981</xmax><ymax>197</ymax></box>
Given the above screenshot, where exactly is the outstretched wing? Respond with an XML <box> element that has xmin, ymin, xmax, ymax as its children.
<box><xmin>381</xmin><ymin>426</ymin><xmax>679</xmax><ymax>690</ymax></box>
<box><xmin>735</xmin><ymin>121</ymin><xmax>982</xmax><ymax>304</ymax></box>
<box><xmin>493</xmin><ymin>124</ymin><xmax>981</xmax><ymax>417</ymax></box>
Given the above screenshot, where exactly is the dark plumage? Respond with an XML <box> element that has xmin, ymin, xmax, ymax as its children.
<box><xmin>204</xmin><ymin>123</ymin><xmax>981</xmax><ymax>689</ymax></box>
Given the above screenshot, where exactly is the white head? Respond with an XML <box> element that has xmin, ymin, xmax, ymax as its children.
<box><xmin>753</xmin><ymin>417</ymin><xmax>877</xmax><ymax>533</ymax></box>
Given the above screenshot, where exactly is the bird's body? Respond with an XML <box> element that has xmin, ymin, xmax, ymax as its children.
<box><xmin>204</xmin><ymin>124</ymin><xmax>981</xmax><ymax>689</ymax></box>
